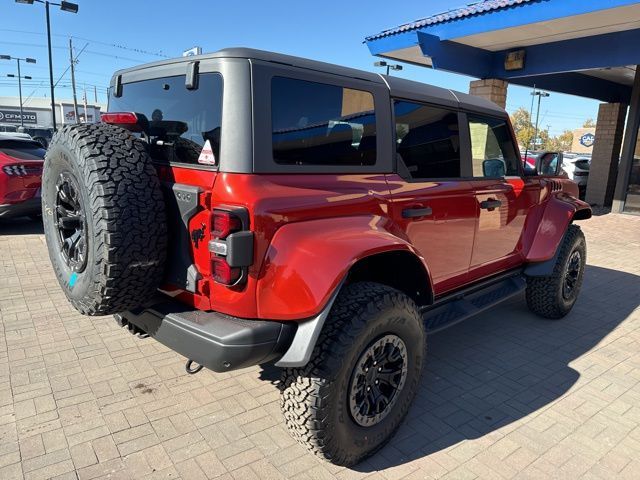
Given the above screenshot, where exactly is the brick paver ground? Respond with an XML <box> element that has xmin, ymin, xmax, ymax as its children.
<box><xmin>1</xmin><ymin>212</ymin><xmax>639</xmax><ymax>480</ymax></box>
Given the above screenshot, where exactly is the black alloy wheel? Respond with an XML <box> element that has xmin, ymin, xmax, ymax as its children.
<box><xmin>349</xmin><ymin>334</ymin><xmax>408</xmax><ymax>427</ymax></box>
<box><xmin>562</xmin><ymin>250</ymin><xmax>582</xmax><ymax>300</ymax></box>
<box><xmin>53</xmin><ymin>172</ymin><xmax>87</xmax><ymax>273</ymax></box>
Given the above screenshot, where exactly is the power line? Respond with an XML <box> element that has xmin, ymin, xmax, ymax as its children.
<box><xmin>0</xmin><ymin>40</ymin><xmax>151</xmax><ymax>64</ymax></box>
<box><xmin>0</xmin><ymin>28</ymin><xmax>169</xmax><ymax>59</ymax></box>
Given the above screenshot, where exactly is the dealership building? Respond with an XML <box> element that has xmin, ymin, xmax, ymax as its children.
<box><xmin>0</xmin><ymin>96</ymin><xmax>104</xmax><ymax>128</ymax></box>
<box><xmin>366</xmin><ymin>0</ymin><xmax>640</xmax><ymax>214</ymax></box>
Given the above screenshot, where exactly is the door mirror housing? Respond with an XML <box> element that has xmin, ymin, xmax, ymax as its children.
<box><xmin>535</xmin><ymin>151</ymin><xmax>564</xmax><ymax>176</ymax></box>
<box><xmin>482</xmin><ymin>158</ymin><xmax>506</xmax><ymax>178</ymax></box>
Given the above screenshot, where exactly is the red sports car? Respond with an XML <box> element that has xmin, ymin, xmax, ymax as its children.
<box><xmin>0</xmin><ymin>137</ymin><xmax>45</xmax><ymax>219</ymax></box>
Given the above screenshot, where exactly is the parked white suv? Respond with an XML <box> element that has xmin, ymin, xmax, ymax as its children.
<box><xmin>562</xmin><ymin>154</ymin><xmax>590</xmax><ymax>198</ymax></box>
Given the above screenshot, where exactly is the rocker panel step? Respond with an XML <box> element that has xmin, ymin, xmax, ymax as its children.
<box><xmin>423</xmin><ymin>276</ymin><xmax>526</xmax><ymax>333</ymax></box>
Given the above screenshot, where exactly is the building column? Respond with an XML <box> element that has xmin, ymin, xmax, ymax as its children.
<box><xmin>469</xmin><ymin>79</ymin><xmax>508</xmax><ymax>109</ymax></box>
<box><xmin>585</xmin><ymin>103</ymin><xmax>627</xmax><ymax>206</ymax></box>
<box><xmin>612</xmin><ymin>66</ymin><xmax>640</xmax><ymax>213</ymax></box>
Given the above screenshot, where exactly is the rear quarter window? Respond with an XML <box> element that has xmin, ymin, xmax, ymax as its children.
<box><xmin>108</xmin><ymin>73</ymin><xmax>223</xmax><ymax>167</ymax></box>
<box><xmin>271</xmin><ymin>77</ymin><xmax>376</xmax><ymax>166</ymax></box>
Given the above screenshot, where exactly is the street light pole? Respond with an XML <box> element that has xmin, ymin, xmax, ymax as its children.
<box><xmin>1</xmin><ymin>55</ymin><xmax>36</xmax><ymax>128</ymax></box>
<box><xmin>532</xmin><ymin>90</ymin><xmax>550</xmax><ymax>151</ymax></box>
<box><xmin>16</xmin><ymin>58</ymin><xmax>24</xmax><ymax>127</ymax></box>
<box><xmin>374</xmin><ymin>60</ymin><xmax>403</xmax><ymax>76</ymax></box>
<box><xmin>45</xmin><ymin>0</ymin><xmax>56</xmax><ymax>131</ymax></box>
<box><xmin>15</xmin><ymin>0</ymin><xmax>79</xmax><ymax>132</ymax></box>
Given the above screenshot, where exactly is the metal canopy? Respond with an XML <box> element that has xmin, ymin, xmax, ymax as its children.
<box><xmin>365</xmin><ymin>0</ymin><xmax>640</xmax><ymax>102</ymax></box>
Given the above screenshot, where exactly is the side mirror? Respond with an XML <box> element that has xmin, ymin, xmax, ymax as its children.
<box><xmin>535</xmin><ymin>151</ymin><xmax>564</xmax><ymax>176</ymax></box>
<box><xmin>482</xmin><ymin>158</ymin><xmax>506</xmax><ymax>177</ymax></box>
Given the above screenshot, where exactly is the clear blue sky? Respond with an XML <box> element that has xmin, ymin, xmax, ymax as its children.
<box><xmin>0</xmin><ymin>0</ymin><xmax>599</xmax><ymax>135</ymax></box>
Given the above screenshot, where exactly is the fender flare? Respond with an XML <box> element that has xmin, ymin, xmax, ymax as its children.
<box><xmin>256</xmin><ymin>215</ymin><xmax>430</xmax><ymax>320</ymax></box>
<box><xmin>524</xmin><ymin>193</ymin><xmax>591</xmax><ymax>275</ymax></box>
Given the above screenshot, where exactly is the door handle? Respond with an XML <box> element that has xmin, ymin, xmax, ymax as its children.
<box><xmin>402</xmin><ymin>206</ymin><xmax>432</xmax><ymax>218</ymax></box>
<box><xmin>480</xmin><ymin>199</ymin><xmax>502</xmax><ymax>210</ymax></box>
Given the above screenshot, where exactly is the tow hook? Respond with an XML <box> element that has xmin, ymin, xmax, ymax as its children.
<box><xmin>185</xmin><ymin>359</ymin><xmax>204</xmax><ymax>375</ymax></box>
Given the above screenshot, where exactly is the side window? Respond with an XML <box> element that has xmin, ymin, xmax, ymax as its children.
<box><xmin>393</xmin><ymin>100</ymin><xmax>461</xmax><ymax>179</ymax></box>
<box><xmin>468</xmin><ymin>115</ymin><xmax>519</xmax><ymax>178</ymax></box>
<box><xmin>271</xmin><ymin>77</ymin><xmax>376</xmax><ymax>166</ymax></box>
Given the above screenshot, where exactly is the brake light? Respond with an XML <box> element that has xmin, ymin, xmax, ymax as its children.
<box><xmin>209</xmin><ymin>207</ymin><xmax>253</xmax><ymax>286</ymax></box>
<box><xmin>212</xmin><ymin>210</ymin><xmax>242</xmax><ymax>239</ymax></box>
<box><xmin>211</xmin><ymin>257</ymin><xmax>242</xmax><ymax>285</ymax></box>
<box><xmin>101</xmin><ymin>112</ymin><xmax>145</xmax><ymax>132</ymax></box>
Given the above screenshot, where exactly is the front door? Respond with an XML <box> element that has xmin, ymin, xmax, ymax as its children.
<box><xmin>387</xmin><ymin>100</ymin><xmax>477</xmax><ymax>295</ymax></box>
<box><xmin>464</xmin><ymin>113</ymin><xmax>534</xmax><ymax>279</ymax></box>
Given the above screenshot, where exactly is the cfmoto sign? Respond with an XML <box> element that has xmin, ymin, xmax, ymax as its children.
<box><xmin>0</xmin><ymin>110</ymin><xmax>38</xmax><ymax>125</ymax></box>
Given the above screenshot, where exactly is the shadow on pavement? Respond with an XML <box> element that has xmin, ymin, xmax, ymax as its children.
<box><xmin>352</xmin><ymin>264</ymin><xmax>640</xmax><ymax>471</ymax></box>
<box><xmin>0</xmin><ymin>217</ymin><xmax>44</xmax><ymax>235</ymax></box>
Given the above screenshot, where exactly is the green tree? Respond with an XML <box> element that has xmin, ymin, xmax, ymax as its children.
<box><xmin>546</xmin><ymin>130</ymin><xmax>574</xmax><ymax>151</ymax></box>
<box><xmin>583</xmin><ymin>118</ymin><xmax>596</xmax><ymax>128</ymax></box>
<box><xmin>510</xmin><ymin>107</ymin><xmax>536</xmax><ymax>150</ymax></box>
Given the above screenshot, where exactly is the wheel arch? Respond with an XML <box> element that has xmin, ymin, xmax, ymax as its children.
<box><xmin>255</xmin><ymin>215</ymin><xmax>434</xmax><ymax>320</ymax></box>
<box><xmin>345</xmin><ymin>250</ymin><xmax>433</xmax><ymax>307</ymax></box>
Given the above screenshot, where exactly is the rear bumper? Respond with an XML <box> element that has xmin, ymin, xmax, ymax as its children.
<box><xmin>115</xmin><ymin>299</ymin><xmax>297</xmax><ymax>372</ymax></box>
<box><xmin>0</xmin><ymin>197</ymin><xmax>41</xmax><ymax>218</ymax></box>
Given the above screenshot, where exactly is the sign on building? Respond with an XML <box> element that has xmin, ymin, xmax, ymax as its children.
<box><xmin>0</xmin><ymin>110</ymin><xmax>38</xmax><ymax>125</ymax></box>
<box><xmin>579</xmin><ymin>132</ymin><xmax>595</xmax><ymax>148</ymax></box>
<box><xmin>571</xmin><ymin>127</ymin><xmax>596</xmax><ymax>154</ymax></box>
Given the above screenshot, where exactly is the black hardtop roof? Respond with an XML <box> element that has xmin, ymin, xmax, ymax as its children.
<box><xmin>112</xmin><ymin>47</ymin><xmax>505</xmax><ymax>116</ymax></box>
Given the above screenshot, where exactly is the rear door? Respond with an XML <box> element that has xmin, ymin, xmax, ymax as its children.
<box><xmin>386</xmin><ymin>100</ymin><xmax>477</xmax><ymax>295</ymax></box>
<box><xmin>108</xmin><ymin>69</ymin><xmax>225</xmax><ymax>306</ymax></box>
<box><xmin>462</xmin><ymin>113</ymin><xmax>533</xmax><ymax>278</ymax></box>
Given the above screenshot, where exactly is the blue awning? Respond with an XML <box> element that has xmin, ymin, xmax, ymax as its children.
<box><xmin>365</xmin><ymin>0</ymin><xmax>640</xmax><ymax>102</ymax></box>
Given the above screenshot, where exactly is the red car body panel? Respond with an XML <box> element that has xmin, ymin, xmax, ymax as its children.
<box><xmin>0</xmin><ymin>151</ymin><xmax>43</xmax><ymax>208</ymax></box>
<box><xmin>383</xmin><ymin>174</ymin><xmax>476</xmax><ymax>295</ymax></box>
<box><xmin>154</xmin><ymin>166</ymin><xmax>588</xmax><ymax>321</ymax></box>
<box><xmin>208</xmin><ymin>173</ymin><xmax>394</xmax><ymax>319</ymax></box>
<box><xmin>257</xmin><ymin>215</ymin><xmax>422</xmax><ymax>320</ymax></box>
<box><xmin>156</xmin><ymin>165</ymin><xmax>218</xmax><ymax>311</ymax></box>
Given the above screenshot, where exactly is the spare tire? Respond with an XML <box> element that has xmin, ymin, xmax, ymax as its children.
<box><xmin>42</xmin><ymin>123</ymin><xmax>167</xmax><ymax>315</ymax></box>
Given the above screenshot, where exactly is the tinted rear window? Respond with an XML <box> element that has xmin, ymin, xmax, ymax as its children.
<box><xmin>575</xmin><ymin>159</ymin><xmax>590</xmax><ymax>171</ymax></box>
<box><xmin>394</xmin><ymin>100</ymin><xmax>461</xmax><ymax>179</ymax></box>
<box><xmin>271</xmin><ymin>77</ymin><xmax>376</xmax><ymax>166</ymax></box>
<box><xmin>0</xmin><ymin>140</ymin><xmax>46</xmax><ymax>160</ymax></box>
<box><xmin>108</xmin><ymin>73</ymin><xmax>223</xmax><ymax>167</ymax></box>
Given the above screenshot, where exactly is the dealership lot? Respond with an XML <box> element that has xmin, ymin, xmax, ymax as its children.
<box><xmin>0</xmin><ymin>213</ymin><xmax>639</xmax><ymax>480</ymax></box>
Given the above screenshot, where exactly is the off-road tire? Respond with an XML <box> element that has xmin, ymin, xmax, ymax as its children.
<box><xmin>42</xmin><ymin>123</ymin><xmax>167</xmax><ymax>315</ymax></box>
<box><xmin>280</xmin><ymin>282</ymin><xmax>425</xmax><ymax>466</ymax></box>
<box><xmin>526</xmin><ymin>224</ymin><xmax>586</xmax><ymax>319</ymax></box>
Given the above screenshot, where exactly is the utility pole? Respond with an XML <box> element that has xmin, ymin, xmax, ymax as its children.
<box><xmin>69</xmin><ymin>37</ymin><xmax>79</xmax><ymax>124</ymax></box>
<box><xmin>83</xmin><ymin>84</ymin><xmax>88</xmax><ymax>123</ymax></box>
<box><xmin>93</xmin><ymin>84</ymin><xmax>97</xmax><ymax>103</ymax></box>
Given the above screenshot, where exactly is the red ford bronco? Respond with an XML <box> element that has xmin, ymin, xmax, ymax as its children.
<box><xmin>41</xmin><ymin>48</ymin><xmax>591</xmax><ymax>466</ymax></box>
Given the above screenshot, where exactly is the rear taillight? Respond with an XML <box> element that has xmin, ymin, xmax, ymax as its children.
<box><xmin>212</xmin><ymin>210</ymin><xmax>242</xmax><ymax>239</ymax></box>
<box><xmin>2</xmin><ymin>165</ymin><xmax>27</xmax><ymax>176</ymax></box>
<box><xmin>208</xmin><ymin>207</ymin><xmax>254</xmax><ymax>286</ymax></box>
<box><xmin>211</xmin><ymin>257</ymin><xmax>242</xmax><ymax>285</ymax></box>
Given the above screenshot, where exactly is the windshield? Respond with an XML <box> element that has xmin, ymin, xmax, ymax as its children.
<box><xmin>108</xmin><ymin>73</ymin><xmax>223</xmax><ymax>167</ymax></box>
